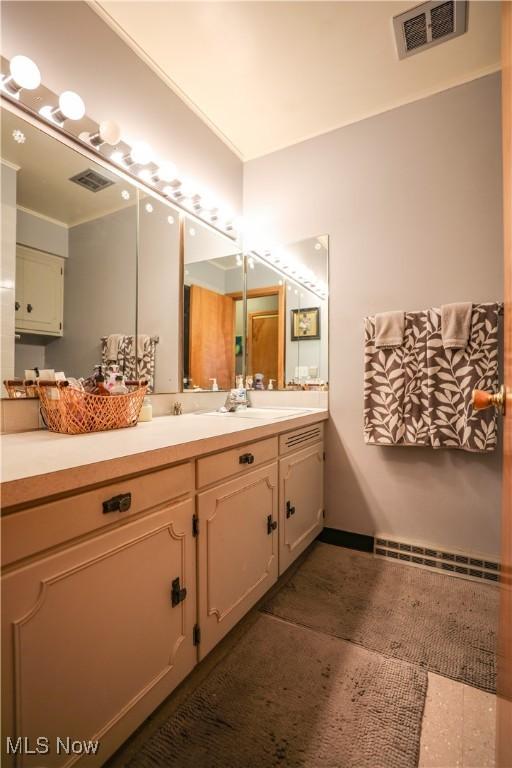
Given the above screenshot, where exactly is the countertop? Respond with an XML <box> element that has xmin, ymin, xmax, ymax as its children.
<box><xmin>1</xmin><ymin>408</ymin><xmax>328</xmax><ymax>511</ymax></box>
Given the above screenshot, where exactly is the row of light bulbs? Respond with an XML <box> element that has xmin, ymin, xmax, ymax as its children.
<box><xmin>233</xmin><ymin>251</ymin><xmax>326</xmax><ymax>299</ymax></box>
<box><xmin>0</xmin><ymin>55</ymin><xmax>238</xmax><ymax>235</ymax></box>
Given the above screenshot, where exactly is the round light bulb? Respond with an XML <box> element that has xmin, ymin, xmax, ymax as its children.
<box><xmin>10</xmin><ymin>55</ymin><xmax>41</xmax><ymax>90</ymax></box>
<box><xmin>58</xmin><ymin>91</ymin><xmax>85</xmax><ymax>120</ymax></box>
<box><xmin>145</xmin><ymin>203</ymin><xmax>153</xmax><ymax>213</ymax></box>
<box><xmin>162</xmin><ymin>185</ymin><xmax>174</xmax><ymax>197</ymax></box>
<box><xmin>167</xmin><ymin>215</ymin><xmax>175</xmax><ymax>225</ymax></box>
<box><xmin>157</xmin><ymin>162</ymin><xmax>177</xmax><ymax>182</ymax></box>
<box><xmin>130</xmin><ymin>141</ymin><xmax>152</xmax><ymax>165</ymax></box>
<box><xmin>98</xmin><ymin>119</ymin><xmax>121</xmax><ymax>145</ymax></box>
<box><xmin>121</xmin><ymin>190</ymin><xmax>130</xmax><ymax>201</ymax></box>
<box><xmin>189</xmin><ymin>227</ymin><xmax>196</xmax><ymax>237</ymax></box>
<box><xmin>314</xmin><ymin>242</ymin><xmax>322</xmax><ymax>251</ymax></box>
<box><xmin>138</xmin><ymin>169</ymin><xmax>152</xmax><ymax>183</ymax></box>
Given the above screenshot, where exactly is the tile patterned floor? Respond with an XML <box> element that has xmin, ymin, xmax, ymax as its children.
<box><xmin>419</xmin><ymin>673</ymin><xmax>496</xmax><ymax>768</ymax></box>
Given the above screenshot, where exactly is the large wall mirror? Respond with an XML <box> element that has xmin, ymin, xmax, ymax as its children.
<box><xmin>1</xmin><ymin>104</ymin><xmax>328</xmax><ymax>399</ymax></box>
<box><xmin>246</xmin><ymin>236</ymin><xmax>329</xmax><ymax>391</ymax></box>
<box><xmin>183</xmin><ymin>216</ymin><xmax>243</xmax><ymax>391</ymax></box>
<box><xmin>1</xmin><ymin>105</ymin><xmax>138</xmax><ymax>393</ymax></box>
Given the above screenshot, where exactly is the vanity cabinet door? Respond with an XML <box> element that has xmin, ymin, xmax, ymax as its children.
<box><xmin>279</xmin><ymin>442</ymin><xmax>324</xmax><ymax>575</ymax></box>
<box><xmin>197</xmin><ymin>463</ymin><xmax>279</xmax><ymax>659</ymax></box>
<box><xmin>1</xmin><ymin>500</ymin><xmax>196</xmax><ymax>768</ymax></box>
<box><xmin>15</xmin><ymin>246</ymin><xmax>63</xmax><ymax>336</ymax></box>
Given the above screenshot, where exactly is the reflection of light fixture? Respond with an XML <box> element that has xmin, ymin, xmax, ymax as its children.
<box><xmin>138</xmin><ymin>169</ymin><xmax>153</xmax><ymax>183</ymax></box>
<box><xmin>121</xmin><ymin>190</ymin><xmax>130</xmax><ymax>200</ymax></box>
<box><xmin>314</xmin><ymin>242</ymin><xmax>322</xmax><ymax>251</ymax></box>
<box><xmin>189</xmin><ymin>227</ymin><xmax>196</xmax><ymax>237</ymax></box>
<box><xmin>145</xmin><ymin>203</ymin><xmax>153</xmax><ymax>213</ymax></box>
<box><xmin>40</xmin><ymin>90</ymin><xmax>85</xmax><ymax>124</ymax></box>
<box><xmin>80</xmin><ymin>119</ymin><xmax>121</xmax><ymax>148</ymax></box>
<box><xmin>167</xmin><ymin>215</ymin><xmax>175</xmax><ymax>225</ymax></box>
<box><xmin>12</xmin><ymin>129</ymin><xmax>26</xmax><ymax>144</ymax></box>
<box><xmin>1</xmin><ymin>55</ymin><xmax>41</xmax><ymax>96</ymax></box>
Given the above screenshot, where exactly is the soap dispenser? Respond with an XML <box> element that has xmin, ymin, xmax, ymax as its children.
<box><xmin>209</xmin><ymin>378</ymin><xmax>219</xmax><ymax>391</ymax></box>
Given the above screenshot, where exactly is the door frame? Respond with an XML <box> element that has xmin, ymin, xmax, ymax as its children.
<box><xmin>497</xmin><ymin>3</ymin><xmax>512</xmax><ymax>766</ymax></box>
<box><xmin>229</xmin><ymin>285</ymin><xmax>285</xmax><ymax>389</ymax></box>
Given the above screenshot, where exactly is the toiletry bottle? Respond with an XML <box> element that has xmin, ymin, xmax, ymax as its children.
<box><xmin>209</xmin><ymin>378</ymin><xmax>219</xmax><ymax>391</ymax></box>
<box><xmin>138</xmin><ymin>396</ymin><xmax>153</xmax><ymax>422</ymax></box>
<box><xmin>110</xmin><ymin>375</ymin><xmax>129</xmax><ymax>395</ymax></box>
<box><xmin>94</xmin><ymin>372</ymin><xmax>110</xmax><ymax>396</ymax></box>
<box><xmin>268</xmin><ymin>379</ymin><xmax>275</xmax><ymax>390</ymax></box>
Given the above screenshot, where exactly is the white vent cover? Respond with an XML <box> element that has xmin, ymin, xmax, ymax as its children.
<box><xmin>393</xmin><ymin>0</ymin><xmax>467</xmax><ymax>59</ymax></box>
<box><xmin>69</xmin><ymin>168</ymin><xmax>114</xmax><ymax>193</ymax></box>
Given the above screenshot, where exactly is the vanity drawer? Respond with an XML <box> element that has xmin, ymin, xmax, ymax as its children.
<box><xmin>1</xmin><ymin>461</ymin><xmax>194</xmax><ymax>567</ymax></box>
<box><xmin>279</xmin><ymin>421</ymin><xmax>324</xmax><ymax>455</ymax></box>
<box><xmin>196</xmin><ymin>437</ymin><xmax>278</xmax><ymax>489</ymax></box>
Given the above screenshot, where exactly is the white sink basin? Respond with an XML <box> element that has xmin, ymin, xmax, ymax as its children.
<box><xmin>205</xmin><ymin>407</ymin><xmax>314</xmax><ymax>420</ymax></box>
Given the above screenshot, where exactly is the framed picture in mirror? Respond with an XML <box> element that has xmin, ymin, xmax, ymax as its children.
<box><xmin>291</xmin><ymin>307</ymin><xmax>320</xmax><ymax>341</ymax></box>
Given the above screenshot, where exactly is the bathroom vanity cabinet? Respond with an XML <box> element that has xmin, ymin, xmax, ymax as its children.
<box><xmin>1</xmin><ymin>415</ymin><xmax>325</xmax><ymax>767</ymax></box>
<box><xmin>15</xmin><ymin>246</ymin><xmax>64</xmax><ymax>337</ymax></box>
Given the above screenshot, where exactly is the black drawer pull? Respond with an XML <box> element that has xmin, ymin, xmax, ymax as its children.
<box><xmin>27</xmin><ymin>303</ymin><xmax>33</xmax><ymax>313</ymax></box>
<box><xmin>239</xmin><ymin>452</ymin><xmax>255</xmax><ymax>465</ymax></box>
<box><xmin>286</xmin><ymin>500</ymin><xmax>296</xmax><ymax>518</ymax></box>
<box><xmin>267</xmin><ymin>514</ymin><xmax>278</xmax><ymax>535</ymax></box>
<box><xmin>103</xmin><ymin>492</ymin><xmax>132</xmax><ymax>514</ymax></box>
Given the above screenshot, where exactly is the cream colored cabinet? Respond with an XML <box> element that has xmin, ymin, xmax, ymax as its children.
<box><xmin>197</xmin><ymin>463</ymin><xmax>279</xmax><ymax>659</ymax></box>
<box><xmin>1</xmin><ymin>500</ymin><xmax>196</xmax><ymax>768</ymax></box>
<box><xmin>15</xmin><ymin>245</ymin><xmax>64</xmax><ymax>336</ymax></box>
<box><xmin>279</xmin><ymin>441</ymin><xmax>324</xmax><ymax>574</ymax></box>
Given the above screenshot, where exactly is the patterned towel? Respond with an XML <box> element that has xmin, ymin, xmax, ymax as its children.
<box><xmin>427</xmin><ymin>303</ymin><xmax>501</xmax><ymax>452</ymax></box>
<box><xmin>364</xmin><ymin>312</ymin><xmax>429</xmax><ymax>447</ymax></box>
<box><xmin>364</xmin><ymin>303</ymin><xmax>501</xmax><ymax>452</ymax></box>
<box><xmin>101</xmin><ymin>335</ymin><xmax>157</xmax><ymax>392</ymax></box>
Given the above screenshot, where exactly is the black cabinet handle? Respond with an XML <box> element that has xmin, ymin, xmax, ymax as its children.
<box><xmin>239</xmin><ymin>452</ymin><xmax>255</xmax><ymax>465</ymax></box>
<box><xmin>102</xmin><ymin>492</ymin><xmax>132</xmax><ymax>514</ymax></box>
<box><xmin>267</xmin><ymin>514</ymin><xmax>278</xmax><ymax>534</ymax></box>
<box><xmin>27</xmin><ymin>303</ymin><xmax>33</xmax><ymax>313</ymax></box>
<box><xmin>286</xmin><ymin>501</ymin><xmax>296</xmax><ymax>519</ymax></box>
<box><xmin>15</xmin><ymin>301</ymin><xmax>20</xmax><ymax>311</ymax></box>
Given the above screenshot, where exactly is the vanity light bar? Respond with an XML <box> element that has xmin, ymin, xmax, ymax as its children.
<box><xmin>257</xmin><ymin>250</ymin><xmax>328</xmax><ymax>300</ymax></box>
<box><xmin>0</xmin><ymin>54</ymin><xmax>240</xmax><ymax>239</ymax></box>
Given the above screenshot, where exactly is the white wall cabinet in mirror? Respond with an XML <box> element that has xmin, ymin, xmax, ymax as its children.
<box><xmin>183</xmin><ymin>218</ymin><xmax>242</xmax><ymax>392</ymax></box>
<box><xmin>137</xmin><ymin>195</ymin><xmax>180</xmax><ymax>393</ymax></box>
<box><xmin>1</xmin><ymin>106</ymin><xmax>138</xmax><ymax>395</ymax></box>
<box><xmin>247</xmin><ymin>236</ymin><xmax>328</xmax><ymax>391</ymax></box>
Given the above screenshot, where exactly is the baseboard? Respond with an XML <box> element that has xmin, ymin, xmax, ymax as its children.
<box><xmin>318</xmin><ymin>528</ymin><xmax>374</xmax><ymax>553</ymax></box>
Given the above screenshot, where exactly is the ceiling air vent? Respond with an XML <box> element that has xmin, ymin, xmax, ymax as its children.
<box><xmin>69</xmin><ymin>168</ymin><xmax>114</xmax><ymax>193</ymax></box>
<box><xmin>393</xmin><ymin>0</ymin><xmax>467</xmax><ymax>59</ymax></box>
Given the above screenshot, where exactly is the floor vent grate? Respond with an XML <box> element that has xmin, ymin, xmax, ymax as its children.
<box><xmin>375</xmin><ymin>537</ymin><xmax>499</xmax><ymax>584</ymax></box>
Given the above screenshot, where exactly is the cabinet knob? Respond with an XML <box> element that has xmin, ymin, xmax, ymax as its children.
<box><xmin>239</xmin><ymin>452</ymin><xmax>255</xmax><ymax>465</ymax></box>
<box><xmin>15</xmin><ymin>301</ymin><xmax>20</xmax><ymax>311</ymax></box>
<box><xmin>267</xmin><ymin>514</ymin><xmax>278</xmax><ymax>535</ymax></box>
<box><xmin>286</xmin><ymin>501</ymin><xmax>296</xmax><ymax>518</ymax></box>
<box><xmin>171</xmin><ymin>577</ymin><xmax>187</xmax><ymax>607</ymax></box>
<box><xmin>102</xmin><ymin>492</ymin><xmax>132</xmax><ymax>514</ymax></box>
<box><xmin>26</xmin><ymin>303</ymin><xmax>33</xmax><ymax>313</ymax></box>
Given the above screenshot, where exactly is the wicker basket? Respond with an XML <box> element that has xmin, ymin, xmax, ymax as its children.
<box><xmin>3</xmin><ymin>379</ymin><xmax>39</xmax><ymax>398</ymax></box>
<box><xmin>37</xmin><ymin>381</ymin><xmax>147</xmax><ymax>435</ymax></box>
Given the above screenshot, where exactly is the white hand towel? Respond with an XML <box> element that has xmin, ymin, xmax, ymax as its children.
<box><xmin>441</xmin><ymin>302</ymin><xmax>472</xmax><ymax>349</ymax></box>
<box><xmin>105</xmin><ymin>334</ymin><xmax>124</xmax><ymax>361</ymax></box>
<box><xmin>375</xmin><ymin>311</ymin><xmax>405</xmax><ymax>348</ymax></box>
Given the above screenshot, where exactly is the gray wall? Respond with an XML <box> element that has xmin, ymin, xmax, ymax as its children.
<box><xmin>46</xmin><ymin>205</ymin><xmax>137</xmax><ymax>377</ymax></box>
<box><xmin>1</xmin><ymin>1</ymin><xmax>242</xmax><ymax>215</ymax></box>
<box><xmin>244</xmin><ymin>74</ymin><xmax>503</xmax><ymax>557</ymax></box>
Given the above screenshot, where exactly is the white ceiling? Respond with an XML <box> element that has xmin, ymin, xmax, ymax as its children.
<box><xmin>93</xmin><ymin>1</ymin><xmax>501</xmax><ymax>160</ymax></box>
